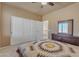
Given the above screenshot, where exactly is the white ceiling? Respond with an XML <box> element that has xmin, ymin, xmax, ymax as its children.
<box><xmin>5</xmin><ymin>2</ymin><xmax>75</xmax><ymax>15</ymax></box>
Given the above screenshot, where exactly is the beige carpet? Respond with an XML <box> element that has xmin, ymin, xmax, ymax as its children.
<box><xmin>0</xmin><ymin>45</ymin><xmax>19</xmax><ymax>57</ymax></box>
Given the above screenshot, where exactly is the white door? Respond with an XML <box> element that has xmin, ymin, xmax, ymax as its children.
<box><xmin>11</xmin><ymin>16</ymin><xmax>24</xmax><ymax>45</ymax></box>
<box><xmin>33</xmin><ymin>21</ymin><xmax>43</xmax><ymax>41</ymax></box>
<box><xmin>31</xmin><ymin>20</ymin><xmax>37</xmax><ymax>41</ymax></box>
<box><xmin>24</xmin><ymin>19</ymin><xmax>34</xmax><ymax>41</ymax></box>
<box><xmin>43</xmin><ymin>20</ymin><xmax>48</xmax><ymax>39</ymax></box>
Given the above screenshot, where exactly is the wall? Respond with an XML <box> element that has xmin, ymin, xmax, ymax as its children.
<box><xmin>1</xmin><ymin>3</ymin><xmax>42</xmax><ymax>47</ymax></box>
<box><xmin>0</xmin><ymin>3</ymin><xmax>2</xmax><ymax>47</ymax></box>
<box><xmin>43</xmin><ymin>3</ymin><xmax>79</xmax><ymax>38</ymax></box>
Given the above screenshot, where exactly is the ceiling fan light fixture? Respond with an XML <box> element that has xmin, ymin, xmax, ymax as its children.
<box><xmin>41</xmin><ymin>2</ymin><xmax>47</xmax><ymax>5</ymax></box>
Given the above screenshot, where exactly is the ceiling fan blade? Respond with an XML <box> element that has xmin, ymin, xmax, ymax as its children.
<box><xmin>48</xmin><ymin>2</ymin><xmax>54</xmax><ymax>6</ymax></box>
<box><xmin>32</xmin><ymin>2</ymin><xmax>37</xmax><ymax>3</ymax></box>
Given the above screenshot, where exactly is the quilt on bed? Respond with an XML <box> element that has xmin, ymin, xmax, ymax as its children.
<box><xmin>17</xmin><ymin>40</ymin><xmax>79</xmax><ymax>57</ymax></box>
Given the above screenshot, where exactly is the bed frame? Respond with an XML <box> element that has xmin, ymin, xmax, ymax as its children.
<box><xmin>52</xmin><ymin>33</ymin><xmax>79</xmax><ymax>46</ymax></box>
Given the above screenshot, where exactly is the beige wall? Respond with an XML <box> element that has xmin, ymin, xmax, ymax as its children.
<box><xmin>43</xmin><ymin>3</ymin><xmax>79</xmax><ymax>37</ymax></box>
<box><xmin>0</xmin><ymin>3</ymin><xmax>42</xmax><ymax>47</ymax></box>
<box><xmin>0</xmin><ymin>3</ymin><xmax>2</xmax><ymax>47</ymax></box>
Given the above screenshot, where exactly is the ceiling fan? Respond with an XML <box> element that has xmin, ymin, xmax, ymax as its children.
<box><xmin>32</xmin><ymin>2</ymin><xmax>54</xmax><ymax>8</ymax></box>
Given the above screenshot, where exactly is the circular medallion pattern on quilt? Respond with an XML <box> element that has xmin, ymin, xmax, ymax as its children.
<box><xmin>38</xmin><ymin>41</ymin><xmax>62</xmax><ymax>53</ymax></box>
<box><xmin>33</xmin><ymin>40</ymin><xmax>70</xmax><ymax>57</ymax></box>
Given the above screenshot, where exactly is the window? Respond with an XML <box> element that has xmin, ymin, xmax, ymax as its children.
<box><xmin>58</xmin><ymin>20</ymin><xmax>73</xmax><ymax>35</ymax></box>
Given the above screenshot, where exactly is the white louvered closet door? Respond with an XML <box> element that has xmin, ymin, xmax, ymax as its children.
<box><xmin>11</xmin><ymin>16</ymin><xmax>24</xmax><ymax>45</ymax></box>
<box><xmin>24</xmin><ymin>19</ymin><xmax>35</xmax><ymax>41</ymax></box>
<box><xmin>34</xmin><ymin>21</ymin><xmax>43</xmax><ymax>41</ymax></box>
<box><xmin>43</xmin><ymin>20</ymin><xmax>48</xmax><ymax>39</ymax></box>
<box><xmin>38</xmin><ymin>22</ymin><xmax>43</xmax><ymax>41</ymax></box>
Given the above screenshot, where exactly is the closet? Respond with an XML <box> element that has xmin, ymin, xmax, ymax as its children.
<box><xmin>11</xmin><ymin>16</ymin><xmax>43</xmax><ymax>45</ymax></box>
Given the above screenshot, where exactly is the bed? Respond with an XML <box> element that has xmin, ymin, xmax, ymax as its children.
<box><xmin>16</xmin><ymin>39</ymin><xmax>79</xmax><ymax>57</ymax></box>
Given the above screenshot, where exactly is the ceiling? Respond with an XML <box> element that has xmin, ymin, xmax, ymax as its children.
<box><xmin>5</xmin><ymin>2</ymin><xmax>76</xmax><ymax>16</ymax></box>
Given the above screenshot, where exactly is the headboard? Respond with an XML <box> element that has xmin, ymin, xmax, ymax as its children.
<box><xmin>52</xmin><ymin>33</ymin><xmax>79</xmax><ymax>46</ymax></box>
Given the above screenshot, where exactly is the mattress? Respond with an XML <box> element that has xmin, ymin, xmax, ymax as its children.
<box><xmin>17</xmin><ymin>40</ymin><xmax>79</xmax><ymax>57</ymax></box>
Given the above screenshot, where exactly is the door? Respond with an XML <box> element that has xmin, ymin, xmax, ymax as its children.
<box><xmin>23</xmin><ymin>19</ymin><xmax>34</xmax><ymax>41</ymax></box>
<box><xmin>11</xmin><ymin>16</ymin><xmax>24</xmax><ymax>45</ymax></box>
<box><xmin>33</xmin><ymin>21</ymin><xmax>43</xmax><ymax>41</ymax></box>
<box><xmin>43</xmin><ymin>20</ymin><xmax>48</xmax><ymax>39</ymax></box>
